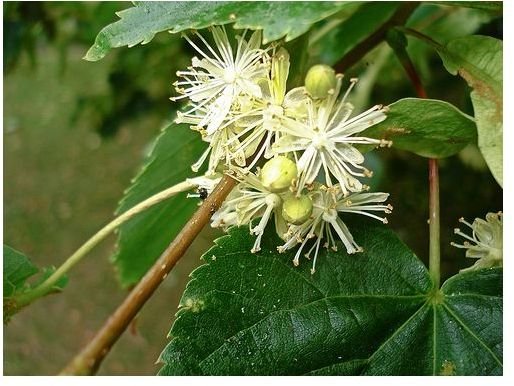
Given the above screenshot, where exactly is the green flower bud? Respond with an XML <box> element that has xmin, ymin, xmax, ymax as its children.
<box><xmin>260</xmin><ymin>156</ymin><xmax>297</xmax><ymax>193</ymax></box>
<box><xmin>282</xmin><ymin>194</ymin><xmax>313</xmax><ymax>225</ymax></box>
<box><xmin>304</xmin><ymin>64</ymin><xmax>337</xmax><ymax>99</ymax></box>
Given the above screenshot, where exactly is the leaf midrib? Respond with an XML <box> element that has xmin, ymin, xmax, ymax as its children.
<box><xmin>300</xmin><ymin>294</ymin><xmax>503</xmax><ymax>375</ymax></box>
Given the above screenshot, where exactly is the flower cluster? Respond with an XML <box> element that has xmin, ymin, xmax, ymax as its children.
<box><xmin>174</xmin><ymin>26</ymin><xmax>392</xmax><ymax>273</ymax></box>
<box><xmin>451</xmin><ymin>212</ymin><xmax>503</xmax><ymax>273</ymax></box>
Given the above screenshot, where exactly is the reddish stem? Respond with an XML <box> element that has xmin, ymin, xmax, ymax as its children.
<box><xmin>428</xmin><ymin>158</ymin><xmax>440</xmax><ymax>288</ymax></box>
<box><xmin>389</xmin><ymin>31</ymin><xmax>440</xmax><ymax>288</ymax></box>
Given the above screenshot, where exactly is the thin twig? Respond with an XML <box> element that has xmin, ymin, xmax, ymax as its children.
<box><xmin>60</xmin><ymin>174</ymin><xmax>237</xmax><ymax>375</ymax></box>
<box><xmin>334</xmin><ymin>2</ymin><xmax>419</xmax><ymax>72</ymax></box>
<box><xmin>397</xmin><ymin>26</ymin><xmax>446</xmax><ymax>51</ymax></box>
<box><xmin>13</xmin><ymin>180</ymin><xmax>197</xmax><ymax>311</ymax></box>
<box><xmin>386</xmin><ymin>28</ymin><xmax>428</xmax><ymax>98</ymax></box>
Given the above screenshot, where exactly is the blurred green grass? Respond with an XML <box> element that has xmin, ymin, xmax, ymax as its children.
<box><xmin>3</xmin><ymin>43</ymin><xmax>215</xmax><ymax>375</ymax></box>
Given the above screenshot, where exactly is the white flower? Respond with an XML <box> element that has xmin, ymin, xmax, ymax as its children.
<box><xmin>211</xmin><ymin>169</ymin><xmax>287</xmax><ymax>253</ymax></box>
<box><xmin>451</xmin><ymin>212</ymin><xmax>503</xmax><ymax>272</ymax></box>
<box><xmin>222</xmin><ymin>47</ymin><xmax>310</xmax><ymax>171</ymax></box>
<box><xmin>172</xmin><ymin>26</ymin><xmax>270</xmax><ymax>136</ymax></box>
<box><xmin>272</xmin><ymin>75</ymin><xmax>391</xmax><ymax>196</ymax></box>
<box><xmin>210</xmin><ymin>194</ymin><xmax>238</xmax><ymax>230</ymax></box>
<box><xmin>189</xmin><ymin>123</ymin><xmax>249</xmax><ymax>175</ymax></box>
<box><xmin>278</xmin><ymin>184</ymin><xmax>392</xmax><ymax>273</ymax></box>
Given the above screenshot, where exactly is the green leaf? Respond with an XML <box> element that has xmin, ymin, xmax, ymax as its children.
<box><xmin>405</xmin><ymin>5</ymin><xmax>496</xmax><ymax>81</ymax></box>
<box><xmin>157</xmin><ymin>220</ymin><xmax>502</xmax><ymax>375</ymax></box>
<box><xmin>436</xmin><ymin>35</ymin><xmax>502</xmax><ymax>186</ymax></box>
<box><xmin>85</xmin><ymin>1</ymin><xmax>351</xmax><ymax>61</ymax></box>
<box><xmin>362</xmin><ymin>98</ymin><xmax>476</xmax><ymax>158</ymax></box>
<box><xmin>3</xmin><ymin>245</ymin><xmax>68</xmax><ymax>323</ymax></box>
<box><xmin>309</xmin><ymin>2</ymin><xmax>400</xmax><ymax>66</ymax></box>
<box><xmin>112</xmin><ymin>123</ymin><xmax>204</xmax><ymax>287</ymax></box>
<box><xmin>428</xmin><ymin>2</ymin><xmax>502</xmax><ymax>14</ymax></box>
<box><xmin>3</xmin><ymin>245</ymin><xmax>38</xmax><ymax>298</ymax></box>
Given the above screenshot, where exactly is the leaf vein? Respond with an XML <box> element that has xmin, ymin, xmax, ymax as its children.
<box><xmin>364</xmin><ymin>301</ymin><xmax>430</xmax><ymax>366</ymax></box>
<box><xmin>441</xmin><ymin>303</ymin><xmax>502</xmax><ymax>367</ymax></box>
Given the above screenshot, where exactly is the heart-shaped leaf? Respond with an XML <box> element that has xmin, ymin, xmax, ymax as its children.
<box><xmin>158</xmin><ymin>220</ymin><xmax>502</xmax><ymax>375</ymax></box>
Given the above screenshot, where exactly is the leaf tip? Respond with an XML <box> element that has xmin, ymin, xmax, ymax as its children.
<box><xmin>83</xmin><ymin>46</ymin><xmax>107</xmax><ymax>62</ymax></box>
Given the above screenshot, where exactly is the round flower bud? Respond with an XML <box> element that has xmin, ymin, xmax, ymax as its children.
<box><xmin>282</xmin><ymin>194</ymin><xmax>313</xmax><ymax>225</ymax></box>
<box><xmin>260</xmin><ymin>156</ymin><xmax>297</xmax><ymax>193</ymax></box>
<box><xmin>304</xmin><ymin>64</ymin><xmax>337</xmax><ymax>99</ymax></box>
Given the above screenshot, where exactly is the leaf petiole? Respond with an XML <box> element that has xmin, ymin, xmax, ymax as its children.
<box><xmin>428</xmin><ymin>159</ymin><xmax>441</xmax><ymax>289</ymax></box>
<box><xmin>387</xmin><ymin>28</ymin><xmax>441</xmax><ymax>288</ymax></box>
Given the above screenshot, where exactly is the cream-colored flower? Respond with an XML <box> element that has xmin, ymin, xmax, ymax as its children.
<box><xmin>211</xmin><ymin>168</ymin><xmax>288</xmax><ymax>253</ymax></box>
<box><xmin>172</xmin><ymin>26</ymin><xmax>270</xmax><ymax>135</ymax></box>
<box><xmin>189</xmin><ymin>123</ymin><xmax>249</xmax><ymax>175</ymax></box>
<box><xmin>172</xmin><ymin>30</ymin><xmax>397</xmax><ymax>274</ymax></box>
<box><xmin>278</xmin><ymin>184</ymin><xmax>392</xmax><ymax>273</ymax></box>
<box><xmin>451</xmin><ymin>212</ymin><xmax>503</xmax><ymax>273</ymax></box>
<box><xmin>222</xmin><ymin>47</ymin><xmax>310</xmax><ymax>171</ymax></box>
<box><xmin>272</xmin><ymin>75</ymin><xmax>390</xmax><ymax>196</ymax></box>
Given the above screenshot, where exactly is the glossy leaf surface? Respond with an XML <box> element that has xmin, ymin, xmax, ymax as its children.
<box><xmin>158</xmin><ymin>221</ymin><xmax>502</xmax><ymax>375</ymax></box>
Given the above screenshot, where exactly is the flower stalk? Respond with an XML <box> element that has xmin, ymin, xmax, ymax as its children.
<box><xmin>13</xmin><ymin>180</ymin><xmax>199</xmax><ymax>311</ymax></box>
<box><xmin>334</xmin><ymin>2</ymin><xmax>419</xmax><ymax>72</ymax></box>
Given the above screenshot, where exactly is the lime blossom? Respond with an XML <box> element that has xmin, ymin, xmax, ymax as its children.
<box><xmin>451</xmin><ymin>212</ymin><xmax>503</xmax><ymax>272</ymax></box>
<box><xmin>272</xmin><ymin>75</ymin><xmax>391</xmax><ymax>196</ymax></box>
<box><xmin>278</xmin><ymin>184</ymin><xmax>392</xmax><ymax>273</ymax></box>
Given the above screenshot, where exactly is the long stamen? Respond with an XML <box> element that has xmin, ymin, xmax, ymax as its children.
<box><xmin>345</xmin><ymin>210</ymin><xmax>388</xmax><ymax>223</ymax></box>
<box><xmin>458</xmin><ymin>217</ymin><xmax>474</xmax><ymax>229</ymax></box>
<box><xmin>340</xmin><ymin>78</ymin><xmax>359</xmax><ymax>103</ymax></box>
<box><xmin>292</xmin><ymin>238</ymin><xmax>309</xmax><ymax>266</ymax></box>
<box><xmin>454</xmin><ymin>228</ymin><xmax>478</xmax><ymax>243</ymax></box>
<box><xmin>310</xmin><ymin>235</ymin><xmax>323</xmax><ymax>274</ymax></box>
<box><xmin>193</xmin><ymin>30</ymin><xmax>225</xmax><ymax>64</ymax></box>
<box><xmin>191</xmin><ymin>147</ymin><xmax>211</xmax><ymax>172</ymax></box>
<box><xmin>210</xmin><ymin>26</ymin><xmax>233</xmax><ymax>65</ymax></box>
<box><xmin>183</xmin><ymin>34</ymin><xmax>224</xmax><ymax>69</ymax></box>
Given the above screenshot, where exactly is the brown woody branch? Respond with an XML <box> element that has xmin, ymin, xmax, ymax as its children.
<box><xmin>60</xmin><ymin>174</ymin><xmax>237</xmax><ymax>375</ymax></box>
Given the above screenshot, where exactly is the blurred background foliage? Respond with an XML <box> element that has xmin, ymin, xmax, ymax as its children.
<box><xmin>4</xmin><ymin>1</ymin><xmax>191</xmax><ymax>137</ymax></box>
<box><xmin>3</xmin><ymin>1</ymin><xmax>502</xmax><ymax>375</ymax></box>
